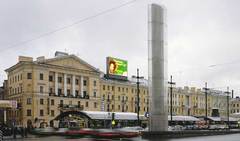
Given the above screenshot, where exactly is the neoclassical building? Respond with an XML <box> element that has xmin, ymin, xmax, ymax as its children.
<box><xmin>4</xmin><ymin>52</ymin><xmax>148</xmax><ymax>127</ymax></box>
<box><xmin>3</xmin><ymin>52</ymin><xmax>231</xmax><ymax>127</ymax></box>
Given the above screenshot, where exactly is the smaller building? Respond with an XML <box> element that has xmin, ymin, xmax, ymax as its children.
<box><xmin>231</xmin><ymin>97</ymin><xmax>240</xmax><ymax>116</ymax></box>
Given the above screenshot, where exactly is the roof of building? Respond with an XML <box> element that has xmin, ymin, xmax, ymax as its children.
<box><xmin>206</xmin><ymin>116</ymin><xmax>238</xmax><ymax>122</ymax></box>
<box><xmin>168</xmin><ymin>116</ymin><xmax>200</xmax><ymax>121</ymax></box>
<box><xmin>81</xmin><ymin>111</ymin><xmax>138</xmax><ymax>120</ymax></box>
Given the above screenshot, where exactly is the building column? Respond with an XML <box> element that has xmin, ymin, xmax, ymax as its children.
<box><xmin>72</xmin><ymin>75</ymin><xmax>76</xmax><ymax>97</ymax></box>
<box><xmin>64</xmin><ymin>74</ymin><xmax>67</xmax><ymax>96</ymax></box>
<box><xmin>81</xmin><ymin>76</ymin><xmax>84</xmax><ymax>97</ymax></box>
<box><xmin>55</xmin><ymin>72</ymin><xmax>58</xmax><ymax>96</ymax></box>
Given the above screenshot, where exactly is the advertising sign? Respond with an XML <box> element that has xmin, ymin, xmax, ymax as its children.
<box><xmin>107</xmin><ymin>57</ymin><xmax>128</xmax><ymax>77</ymax></box>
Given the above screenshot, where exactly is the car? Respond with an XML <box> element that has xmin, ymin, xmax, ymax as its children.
<box><xmin>117</xmin><ymin>126</ymin><xmax>144</xmax><ymax>132</ymax></box>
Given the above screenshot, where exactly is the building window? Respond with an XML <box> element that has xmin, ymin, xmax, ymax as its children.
<box><xmin>67</xmin><ymin>89</ymin><xmax>71</xmax><ymax>95</ymax></box>
<box><xmin>40</xmin><ymin>73</ymin><xmax>44</xmax><ymax>80</ymax></box>
<box><xmin>118</xmin><ymin>87</ymin><xmax>120</xmax><ymax>92</ymax></box>
<box><xmin>27</xmin><ymin>98</ymin><xmax>32</xmax><ymax>105</ymax></box>
<box><xmin>49</xmin><ymin>75</ymin><xmax>53</xmax><ymax>81</ymax></box>
<box><xmin>93</xmin><ymin>91</ymin><xmax>97</xmax><ymax>97</ymax></box>
<box><xmin>94</xmin><ymin>102</ymin><xmax>97</xmax><ymax>108</ymax></box>
<box><xmin>76</xmin><ymin>79</ymin><xmax>79</xmax><ymax>85</ymax></box>
<box><xmin>112</xmin><ymin>86</ymin><xmax>114</xmax><ymax>91</ymax></box>
<box><xmin>51</xmin><ymin>110</ymin><xmax>55</xmax><ymax>117</ymax></box>
<box><xmin>40</xmin><ymin>86</ymin><xmax>44</xmax><ymax>93</ymax></box>
<box><xmin>118</xmin><ymin>105</ymin><xmax>120</xmax><ymax>110</ymax></box>
<box><xmin>103</xmin><ymin>85</ymin><xmax>105</xmax><ymax>90</ymax></box>
<box><xmin>83</xmin><ymin>91</ymin><xmax>87</xmax><ymax>97</ymax></box>
<box><xmin>83</xmin><ymin>80</ymin><xmax>87</xmax><ymax>86</ymax></box>
<box><xmin>94</xmin><ymin>81</ymin><xmax>97</xmax><ymax>86</ymax></box>
<box><xmin>108</xmin><ymin>86</ymin><xmax>110</xmax><ymax>90</ymax></box>
<box><xmin>67</xmin><ymin>78</ymin><xmax>71</xmax><ymax>84</ymax></box>
<box><xmin>76</xmin><ymin>90</ymin><xmax>79</xmax><ymax>96</ymax></box>
<box><xmin>60</xmin><ymin>100</ymin><xmax>63</xmax><ymax>105</ymax></box>
<box><xmin>51</xmin><ymin>99</ymin><xmax>54</xmax><ymax>105</ymax></box>
<box><xmin>49</xmin><ymin>88</ymin><xmax>53</xmax><ymax>94</ymax></box>
<box><xmin>58</xmin><ymin>89</ymin><xmax>62</xmax><ymax>95</ymax></box>
<box><xmin>40</xmin><ymin>99</ymin><xmax>44</xmax><ymax>105</ymax></box>
<box><xmin>27</xmin><ymin>73</ymin><xmax>32</xmax><ymax>79</ymax></box>
<box><xmin>58</xmin><ymin>77</ymin><xmax>62</xmax><ymax>83</ymax></box>
<box><xmin>27</xmin><ymin>109</ymin><xmax>31</xmax><ymax>116</ymax></box>
<box><xmin>112</xmin><ymin>95</ymin><xmax>114</xmax><ymax>100</ymax></box>
<box><xmin>86</xmin><ymin>101</ymin><xmax>88</xmax><ymax>107</ymax></box>
<box><xmin>20</xmin><ymin>74</ymin><xmax>22</xmax><ymax>80</ymax></box>
<box><xmin>40</xmin><ymin>110</ymin><xmax>44</xmax><ymax>116</ymax></box>
<box><xmin>112</xmin><ymin>105</ymin><xmax>114</xmax><ymax>110</ymax></box>
<box><xmin>118</xmin><ymin>96</ymin><xmax>120</xmax><ymax>101</ymax></box>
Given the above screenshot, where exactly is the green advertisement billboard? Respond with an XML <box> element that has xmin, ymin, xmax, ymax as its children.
<box><xmin>107</xmin><ymin>57</ymin><xmax>128</xmax><ymax>77</ymax></box>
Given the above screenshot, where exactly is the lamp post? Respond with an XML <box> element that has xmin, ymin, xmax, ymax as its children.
<box><xmin>168</xmin><ymin>75</ymin><xmax>176</xmax><ymax>125</ymax></box>
<box><xmin>132</xmin><ymin>68</ymin><xmax>144</xmax><ymax>127</ymax></box>
<box><xmin>203</xmin><ymin>82</ymin><xmax>209</xmax><ymax>120</ymax></box>
<box><xmin>225</xmin><ymin>87</ymin><xmax>230</xmax><ymax>129</ymax></box>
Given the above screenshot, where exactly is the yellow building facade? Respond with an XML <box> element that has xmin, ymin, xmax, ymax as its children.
<box><xmin>4</xmin><ymin>52</ymin><xmax>230</xmax><ymax>127</ymax></box>
<box><xmin>4</xmin><ymin>53</ymin><xmax>149</xmax><ymax>127</ymax></box>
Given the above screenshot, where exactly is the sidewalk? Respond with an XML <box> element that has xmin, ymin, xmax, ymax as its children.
<box><xmin>3</xmin><ymin>135</ymin><xmax>36</xmax><ymax>141</ymax></box>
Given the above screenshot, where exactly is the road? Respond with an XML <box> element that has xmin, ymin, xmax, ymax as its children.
<box><xmin>4</xmin><ymin>134</ymin><xmax>240</xmax><ymax>141</ymax></box>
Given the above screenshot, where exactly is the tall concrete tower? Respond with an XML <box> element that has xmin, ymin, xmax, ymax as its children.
<box><xmin>148</xmin><ymin>4</ymin><xmax>168</xmax><ymax>131</ymax></box>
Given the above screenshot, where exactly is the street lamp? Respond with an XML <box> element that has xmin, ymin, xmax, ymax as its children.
<box><xmin>225</xmin><ymin>87</ymin><xmax>230</xmax><ymax>129</ymax></box>
<box><xmin>132</xmin><ymin>68</ymin><xmax>144</xmax><ymax>127</ymax></box>
<box><xmin>203</xmin><ymin>82</ymin><xmax>209</xmax><ymax>120</ymax></box>
<box><xmin>168</xmin><ymin>75</ymin><xmax>176</xmax><ymax>125</ymax></box>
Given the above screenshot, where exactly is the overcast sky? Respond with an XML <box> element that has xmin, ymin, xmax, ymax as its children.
<box><xmin>1</xmin><ymin>0</ymin><xmax>240</xmax><ymax>95</ymax></box>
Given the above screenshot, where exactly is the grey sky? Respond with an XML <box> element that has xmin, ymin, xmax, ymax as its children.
<box><xmin>1</xmin><ymin>0</ymin><xmax>240</xmax><ymax>95</ymax></box>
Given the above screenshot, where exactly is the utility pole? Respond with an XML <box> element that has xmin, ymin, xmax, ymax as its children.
<box><xmin>203</xmin><ymin>82</ymin><xmax>209</xmax><ymax>119</ymax></box>
<box><xmin>232</xmin><ymin>90</ymin><xmax>234</xmax><ymax>99</ymax></box>
<box><xmin>132</xmin><ymin>69</ymin><xmax>144</xmax><ymax>127</ymax></box>
<box><xmin>225</xmin><ymin>87</ymin><xmax>230</xmax><ymax>129</ymax></box>
<box><xmin>168</xmin><ymin>75</ymin><xmax>176</xmax><ymax>125</ymax></box>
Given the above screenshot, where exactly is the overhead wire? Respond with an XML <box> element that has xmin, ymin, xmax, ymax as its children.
<box><xmin>0</xmin><ymin>0</ymin><xmax>140</xmax><ymax>53</ymax></box>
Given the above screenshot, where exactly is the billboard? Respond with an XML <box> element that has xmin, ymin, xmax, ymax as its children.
<box><xmin>107</xmin><ymin>57</ymin><xmax>128</xmax><ymax>80</ymax></box>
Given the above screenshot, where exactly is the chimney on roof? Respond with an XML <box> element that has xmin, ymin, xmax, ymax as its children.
<box><xmin>18</xmin><ymin>56</ymin><xmax>33</xmax><ymax>62</ymax></box>
<box><xmin>55</xmin><ymin>51</ymin><xmax>68</xmax><ymax>57</ymax></box>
